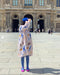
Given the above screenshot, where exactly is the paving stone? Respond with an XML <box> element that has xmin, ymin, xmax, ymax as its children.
<box><xmin>0</xmin><ymin>33</ymin><xmax>60</xmax><ymax>75</ymax></box>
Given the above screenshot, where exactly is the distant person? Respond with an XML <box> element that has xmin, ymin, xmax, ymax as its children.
<box><xmin>38</xmin><ymin>29</ymin><xmax>40</xmax><ymax>32</ymax></box>
<box><xmin>18</xmin><ymin>18</ymin><xmax>33</xmax><ymax>72</ymax></box>
<box><xmin>50</xmin><ymin>29</ymin><xmax>53</xmax><ymax>34</ymax></box>
<box><xmin>7</xmin><ymin>28</ymin><xmax>9</xmax><ymax>32</ymax></box>
<box><xmin>34</xmin><ymin>28</ymin><xmax>37</xmax><ymax>33</ymax></box>
<box><xmin>42</xmin><ymin>29</ymin><xmax>44</xmax><ymax>32</ymax></box>
<box><xmin>48</xmin><ymin>28</ymin><xmax>51</xmax><ymax>34</ymax></box>
<box><xmin>48</xmin><ymin>28</ymin><xmax>53</xmax><ymax>34</ymax></box>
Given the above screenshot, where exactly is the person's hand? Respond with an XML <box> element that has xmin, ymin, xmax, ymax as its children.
<box><xmin>25</xmin><ymin>21</ymin><xmax>28</xmax><ymax>23</ymax></box>
<box><xmin>28</xmin><ymin>19</ymin><xmax>31</xmax><ymax>22</ymax></box>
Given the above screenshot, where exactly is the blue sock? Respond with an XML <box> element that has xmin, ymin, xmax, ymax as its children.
<box><xmin>21</xmin><ymin>57</ymin><xmax>24</xmax><ymax>69</ymax></box>
<box><xmin>26</xmin><ymin>56</ymin><xmax>29</xmax><ymax>69</ymax></box>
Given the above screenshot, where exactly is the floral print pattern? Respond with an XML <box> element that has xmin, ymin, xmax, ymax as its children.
<box><xmin>18</xmin><ymin>21</ymin><xmax>33</xmax><ymax>57</ymax></box>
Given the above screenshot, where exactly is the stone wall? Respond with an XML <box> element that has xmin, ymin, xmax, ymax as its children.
<box><xmin>0</xmin><ymin>0</ymin><xmax>60</xmax><ymax>32</ymax></box>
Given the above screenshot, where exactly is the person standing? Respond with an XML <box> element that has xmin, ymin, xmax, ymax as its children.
<box><xmin>18</xmin><ymin>18</ymin><xmax>33</xmax><ymax>72</ymax></box>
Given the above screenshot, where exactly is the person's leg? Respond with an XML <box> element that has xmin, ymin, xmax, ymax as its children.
<box><xmin>21</xmin><ymin>57</ymin><xmax>24</xmax><ymax>72</ymax></box>
<box><xmin>26</xmin><ymin>56</ymin><xmax>30</xmax><ymax>71</ymax></box>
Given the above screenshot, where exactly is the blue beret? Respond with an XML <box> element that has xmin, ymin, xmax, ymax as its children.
<box><xmin>22</xmin><ymin>18</ymin><xmax>28</xmax><ymax>21</ymax></box>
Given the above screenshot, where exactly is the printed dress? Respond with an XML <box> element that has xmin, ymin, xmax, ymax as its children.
<box><xmin>18</xmin><ymin>21</ymin><xmax>33</xmax><ymax>57</ymax></box>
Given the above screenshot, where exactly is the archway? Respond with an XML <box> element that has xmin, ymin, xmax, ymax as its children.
<box><xmin>38</xmin><ymin>15</ymin><xmax>44</xmax><ymax>32</ymax></box>
<box><xmin>12</xmin><ymin>15</ymin><xmax>19</xmax><ymax>32</ymax></box>
<box><xmin>24</xmin><ymin>14</ymin><xmax>33</xmax><ymax>32</ymax></box>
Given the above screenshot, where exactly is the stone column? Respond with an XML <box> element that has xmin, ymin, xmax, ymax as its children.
<box><xmin>3</xmin><ymin>14</ymin><xmax>6</xmax><ymax>32</ymax></box>
<box><xmin>54</xmin><ymin>0</ymin><xmax>56</xmax><ymax>9</ymax></box>
<box><xmin>53</xmin><ymin>12</ymin><xmax>56</xmax><ymax>32</ymax></box>
<box><xmin>22</xmin><ymin>0</ymin><xmax>24</xmax><ymax>8</ymax></box>
<box><xmin>50</xmin><ymin>0</ymin><xmax>55</xmax><ymax>32</ymax></box>
<box><xmin>37</xmin><ymin>0</ymin><xmax>39</xmax><ymax>7</ymax></box>
<box><xmin>33</xmin><ymin>0</ymin><xmax>35</xmax><ymax>8</ymax></box>
<box><xmin>0</xmin><ymin>13</ymin><xmax>2</xmax><ymax>32</ymax></box>
<box><xmin>5</xmin><ymin>0</ymin><xmax>10</xmax><ymax>4</ymax></box>
<box><xmin>9</xmin><ymin>13</ymin><xmax>12</xmax><ymax>32</ymax></box>
<box><xmin>32</xmin><ymin>13</ymin><xmax>37</xmax><ymax>31</ymax></box>
<box><xmin>10</xmin><ymin>0</ymin><xmax>12</xmax><ymax>8</ymax></box>
<box><xmin>6</xmin><ymin>13</ymin><xmax>10</xmax><ymax>31</ymax></box>
<box><xmin>51</xmin><ymin>0</ymin><xmax>54</xmax><ymax>9</ymax></box>
<box><xmin>20</xmin><ymin>13</ymin><xmax>24</xmax><ymax>25</ymax></box>
<box><xmin>45</xmin><ymin>0</ymin><xmax>47</xmax><ymax>7</ymax></box>
<box><xmin>34</xmin><ymin>0</ymin><xmax>38</xmax><ymax>8</ymax></box>
<box><xmin>47</xmin><ymin>0</ymin><xmax>51</xmax><ymax>4</ymax></box>
<box><xmin>0</xmin><ymin>13</ymin><xmax>6</xmax><ymax>32</ymax></box>
<box><xmin>0</xmin><ymin>13</ymin><xmax>3</xmax><ymax>32</ymax></box>
<box><xmin>20</xmin><ymin>0</ymin><xmax>23</xmax><ymax>8</ymax></box>
<box><xmin>51</xmin><ymin>12</ymin><xmax>55</xmax><ymax>31</ymax></box>
<box><xmin>2</xmin><ymin>13</ymin><xmax>4</xmax><ymax>32</ymax></box>
<box><xmin>0</xmin><ymin>0</ymin><xmax>2</xmax><ymax>8</ymax></box>
<box><xmin>18</xmin><ymin>0</ymin><xmax>20</xmax><ymax>8</ymax></box>
<box><xmin>45</xmin><ymin>13</ymin><xmax>51</xmax><ymax>32</ymax></box>
<box><xmin>2</xmin><ymin>0</ymin><xmax>5</xmax><ymax>8</ymax></box>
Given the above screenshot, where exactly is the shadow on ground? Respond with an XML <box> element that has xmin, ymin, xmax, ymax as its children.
<box><xmin>29</xmin><ymin>68</ymin><xmax>60</xmax><ymax>75</ymax></box>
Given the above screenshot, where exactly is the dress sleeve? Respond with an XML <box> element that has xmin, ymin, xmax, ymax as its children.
<box><xmin>19</xmin><ymin>21</ymin><xmax>30</xmax><ymax>32</ymax></box>
<box><xmin>25</xmin><ymin>21</ymin><xmax>30</xmax><ymax>28</ymax></box>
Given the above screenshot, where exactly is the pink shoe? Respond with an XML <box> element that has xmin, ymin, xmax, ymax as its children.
<box><xmin>26</xmin><ymin>69</ymin><xmax>30</xmax><ymax>72</ymax></box>
<box><xmin>21</xmin><ymin>70</ymin><xmax>25</xmax><ymax>72</ymax></box>
<box><xmin>21</xmin><ymin>68</ymin><xmax>25</xmax><ymax>72</ymax></box>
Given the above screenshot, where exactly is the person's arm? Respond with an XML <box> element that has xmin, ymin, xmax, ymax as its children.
<box><xmin>19</xmin><ymin>19</ymin><xmax>31</xmax><ymax>32</ymax></box>
<box><xmin>25</xmin><ymin>19</ymin><xmax>31</xmax><ymax>28</ymax></box>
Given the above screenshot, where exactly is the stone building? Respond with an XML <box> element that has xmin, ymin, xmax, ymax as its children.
<box><xmin>0</xmin><ymin>0</ymin><xmax>60</xmax><ymax>32</ymax></box>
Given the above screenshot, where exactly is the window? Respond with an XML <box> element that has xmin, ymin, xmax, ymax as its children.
<box><xmin>13</xmin><ymin>0</ymin><xmax>18</xmax><ymax>6</ymax></box>
<box><xmin>39</xmin><ymin>0</ymin><xmax>44</xmax><ymax>6</ymax></box>
<box><xmin>56</xmin><ymin>0</ymin><xmax>60</xmax><ymax>7</ymax></box>
<box><xmin>24</xmin><ymin>0</ymin><xmax>32</xmax><ymax>6</ymax></box>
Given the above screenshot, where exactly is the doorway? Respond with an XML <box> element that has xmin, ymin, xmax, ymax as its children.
<box><xmin>38</xmin><ymin>20</ymin><xmax>44</xmax><ymax>32</ymax></box>
<box><xmin>12</xmin><ymin>19</ymin><xmax>19</xmax><ymax>32</ymax></box>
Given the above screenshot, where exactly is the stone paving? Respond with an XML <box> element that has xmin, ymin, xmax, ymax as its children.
<box><xmin>0</xmin><ymin>32</ymin><xmax>60</xmax><ymax>75</ymax></box>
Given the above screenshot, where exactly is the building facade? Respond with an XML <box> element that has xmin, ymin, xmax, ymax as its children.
<box><xmin>0</xmin><ymin>0</ymin><xmax>60</xmax><ymax>32</ymax></box>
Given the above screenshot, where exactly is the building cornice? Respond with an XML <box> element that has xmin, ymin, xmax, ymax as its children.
<box><xmin>0</xmin><ymin>8</ymin><xmax>60</xmax><ymax>12</ymax></box>
<box><xmin>0</xmin><ymin>8</ymin><xmax>54</xmax><ymax>10</ymax></box>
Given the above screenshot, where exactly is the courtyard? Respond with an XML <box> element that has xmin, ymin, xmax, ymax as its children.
<box><xmin>0</xmin><ymin>32</ymin><xmax>60</xmax><ymax>75</ymax></box>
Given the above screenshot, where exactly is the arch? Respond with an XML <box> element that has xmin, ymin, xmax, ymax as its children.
<box><xmin>12</xmin><ymin>14</ymin><xmax>19</xmax><ymax>32</ymax></box>
<box><xmin>12</xmin><ymin>14</ymin><xmax>19</xmax><ymax>19</ymax></box>
<box><xmin>24</xmin><ymin>14</ymin><xmax>33</xmax><ymax>32</ymax></box>
<box><xmin>38</xmin><ymin>14</ymin><xmax>45</xmax><ymax>19</ymax></box>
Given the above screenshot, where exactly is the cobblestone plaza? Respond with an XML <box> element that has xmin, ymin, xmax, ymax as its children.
<box><xmin>0</xmin><ymin>33</ymin><xmax>60</xmax><ymax>75</ymax></box>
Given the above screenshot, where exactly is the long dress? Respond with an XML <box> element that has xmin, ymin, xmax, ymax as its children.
<box><xmin>18</xmin><ymin>21</ymin><xmax>33</xmax><ymax>57</ymax></box>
